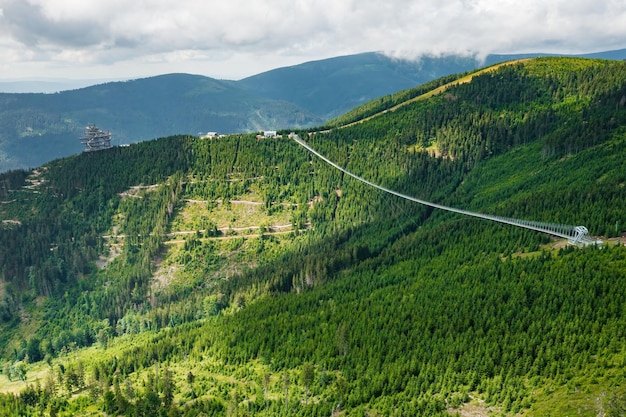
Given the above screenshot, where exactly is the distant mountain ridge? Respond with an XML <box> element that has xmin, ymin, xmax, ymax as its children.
<box><xmin>0</xmin><ymin>79</ymin><xmax>120</xmax><ymax>94</ymax></box>
<box><xmin>1</xmin><ymin>48</ymin><xmax>625</xmax><ymax>172</ymax></box>
<box><xmin>239</xmin><ymin>52</ymin><xmax>481</xmax><ymax>118</ymax></box>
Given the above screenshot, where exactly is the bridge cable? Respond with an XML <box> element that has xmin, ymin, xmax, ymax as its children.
<box><xmin>292</xmin><ymin>135</ymin><xmax>594</xmax><ymax>245</ymax></box>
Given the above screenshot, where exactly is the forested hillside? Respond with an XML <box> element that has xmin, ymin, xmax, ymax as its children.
<box><xmin>3</xmin><ymin>49</ymin><xmax>626</xmax><ymax>173</ymax></box>
<box><xmin>0</xmin><ymin>57</ymin><xmax>626</xmax><ymax>416</ymax></box>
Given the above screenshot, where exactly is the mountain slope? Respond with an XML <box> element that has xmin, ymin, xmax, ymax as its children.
<box><xmin>2</xmin><ymin>49</ymin><xmax>626</xmax><ymax>173</ymax></box>
<box><xmin>0</xmin><ymin>74</ymin><xmax>320</xmax><ymax>171</ymax></box>
<box><xmin>239</xmin><ymin>52</ymin><xmax>482</xmax><ymax>118</ymax></box>
<box><xmin>1</xmin><ymin>53</ymin><xmax>485</xmax><ymax>172</ymax></box>
<box><xmin>241</xmin><ymin>49</ymin><xmax>626</xmax><ymax>121</ymax></box>
<box><xmin>1</xmin><ymin>57</ymin><xmax>626</xmax><ymax>416</ymax></box>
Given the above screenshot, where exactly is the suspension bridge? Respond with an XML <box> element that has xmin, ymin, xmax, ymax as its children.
<box><xmin>293</xmin><ymin>135</ymin><xmax>598</xmax><ymax>246</ymax></box>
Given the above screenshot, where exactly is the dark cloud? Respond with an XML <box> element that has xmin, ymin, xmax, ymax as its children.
<box><xmin>1</xmin><ymin>0</ymin><xmax>108</xmax><ymax>48</ymax></box>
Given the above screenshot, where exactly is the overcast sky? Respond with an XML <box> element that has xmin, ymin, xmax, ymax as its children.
<box><xmin>1</xmin><ymin>0</ymin><xmax>625</xmax><ymax>82</ymax></box>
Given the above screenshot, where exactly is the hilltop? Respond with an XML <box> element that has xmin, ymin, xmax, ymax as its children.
<box><xmin>0</xmin><ymin>57</ymin><xmax>626</xmax><ymax>416</ymax></box>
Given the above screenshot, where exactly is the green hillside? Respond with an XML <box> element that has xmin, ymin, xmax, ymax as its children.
<box><xmin>1</xmin><ymin>57</ymin><xmax>626</xmax><ymax>416</ymax></box>
<box><xmin>2</xmin><ymin>49</ymin><xmax>626</xmax><ymax>173</ymax></box>
<box><xmin>0</xmin><ymin>52</ymin><xmax>483</xmax><ymax>173</ymax></box>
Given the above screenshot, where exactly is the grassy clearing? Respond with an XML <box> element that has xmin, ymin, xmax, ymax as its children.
<box><xmin>446</xmin><ymin>394</ymin><xmax>502</xmax><ymax>417</ymax></box>
<box><xmin>170</xmin><ymin>196</ymin><xmax>294</xmax><ymax>233</ymax></box>
<box><xmin>148</xmin><ymin>178</ymin><xmax>309</xmax><ymax>295</ymax></box>
<box><xmin>0</xmin><ymin>362</ymin><xmax>50</xmax><ymax>394</ymax></box>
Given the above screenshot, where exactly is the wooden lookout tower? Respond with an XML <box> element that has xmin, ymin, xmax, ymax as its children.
<box><xmin>80</xmin><ymin>124</ymin><xmax>112</xmax><ymax>152</ymax></box>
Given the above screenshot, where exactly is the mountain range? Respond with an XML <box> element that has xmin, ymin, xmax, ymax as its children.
<box><xmin>1</xmin><ymin>49</ymin><xmax>626</xmax><ymax>172</ymax></box>
<box><xmin>1</xmin><ymin>56</ymin><xmax>626</xmax><ymax>416</ymax></box>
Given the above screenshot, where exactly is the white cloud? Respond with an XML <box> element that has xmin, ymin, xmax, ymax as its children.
<box><xmin>0</xmin><ymin>0</ymin><xmax>625</xmax><ymax>80</ymax></box>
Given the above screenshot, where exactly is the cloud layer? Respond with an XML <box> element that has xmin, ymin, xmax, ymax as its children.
<box><xmin>1</xmin><ymin>0</ymin><xmax>625</xmax><ymax>80</ymax></box>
